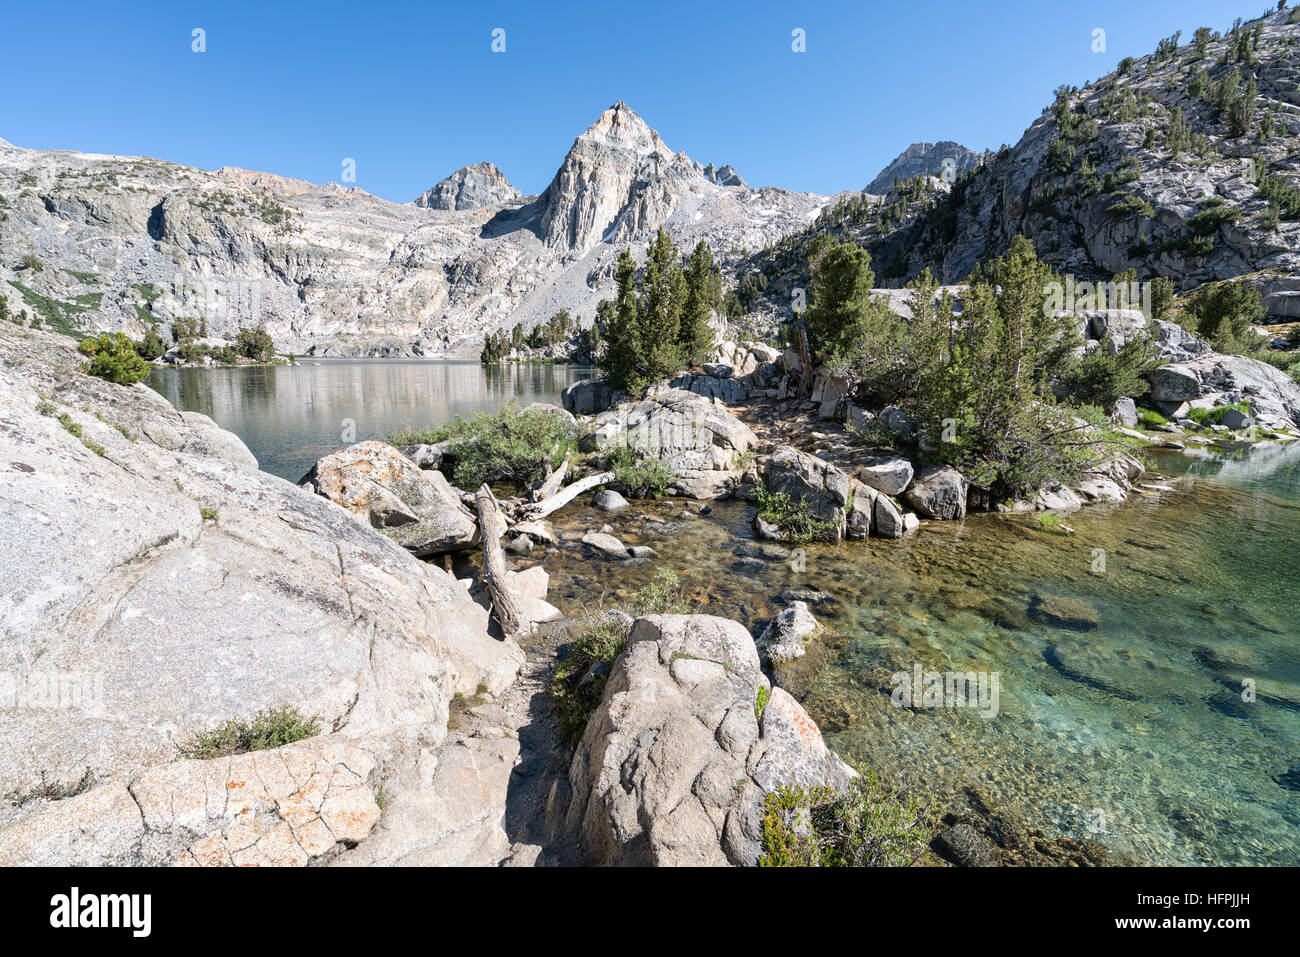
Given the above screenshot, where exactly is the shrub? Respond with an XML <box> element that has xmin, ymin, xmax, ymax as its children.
<box><xmin>606</xmin><ymin>443</ymin><xmax>676</xmax><ymax>498</ymax></box>
<box><xmin>1185</xmin><ymin>281</ymin><xmax>1264</xmax><ymax>351</ymax></box>
<box><xmin>758</xmin><ymin>771</ymin><xmax>940</xmax><ymax>867</ymax></box>
<box><xmin>1138</xmin><ymin>409</ymin><xmax>1167</xmax><ymax>428</ymax></box>
<box><xmin>1057</xmin><ymin>333</ymin><xmax>1160</xmax><ymax>407</ymax></box>
<box><xmin>77</xmin><ymin>332</ymin><xmax>152</xmax><ymax>385</ymax></box>
<box><xmin>630</xmin><ymin>567</ymin><xmax>692</xmax><ymax>616</ymax></box>
<box><xmin>178</xmin><ymin>706</ymin><xmax>319</xmax><ymax>759</ymax></box>
<box><xmin>756</xmin><ymin>486</ymin><xmax>838</xmax><ymax>543</ymax></box>
<box><xmin>391</xmin><ymin>404</ymin><xmax>577</xmax><ymax>490</ymax></box>
<box><xmin>135</xmin><ymin>326</ymin><xmax>168</xmax><ymax>360</ymax></box>
<box><xmin>550</xmin><ymin>617</ymin><xmax>630</xmax><ymax>745</ymax></box>
<box><xmin>5</xmin><ymin>768</ymin><xmax>96</xmax><ymax>808</ymax></box>
<box><xmin>1187</xmin><ymin>401</ymin><xmax>1250</xmax><ymax>426</ymax></box>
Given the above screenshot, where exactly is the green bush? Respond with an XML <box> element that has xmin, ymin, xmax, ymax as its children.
<box><xmin>551</xmin><ymin>617</ymin><xmax>631</xmax><ymax>745</ymax></box>
<box><xmin>630</xmin><ymin>567</ymin><xmax>692</xmax><ymax>617</ymax></box>
<box><xmin>135</xmin><ymin>326</ymin><xmax>167</xmax><ymax>360</ymax></box>
<box><xmin>77</xmin><ymin>332</ymin><xmax>151</xmax><ymax>385</ymax></box>
<box><xmin>177</xmin><ymin>706</ymin><xmax>319</xmax><ymax>759</ymax></box>
<box><xmin>606</xmin><ymin>443</ymin><xmax>676</xmax><ymax>498</ymax></box>
<box><xmin>1057</xmin><ymin>333</ymin><xmax>1160</xmax><ymax>407</ymax></box>
<box><xmin>1138</xmin><ymin>409</ymin><xmax>1168</xmax><ymax>428</ymax></box>
<box><xmin>759</xmin><ymin>771</ymin><xmax>940</xmax><ymax>867</ymax></box>
<box><xmin>1187</xmin><ymin>401</ymin><xmax>1250</xmax><ymax>426</ymax></box>
<box><xmin>756</xmin><ymin>486</ymin><xmax>838</xmax><ymax>543</ymax></box>
<box><xmin>392</xmin><ymin>404</ymin><xmax>577</xmax><ymax>490</ymax></box>
<box><xmin>5</xmin><ymin>767</ymin><xmax>96</xmax><ymax>808</ymax></box>
<box><xmin>235</xmin><ymin>325</ymin><xmax>275</xmax><ymax>362</ymax></box>
<box><xmin>1185</xmin><ymin>281</ymin><xmax>1265</xmax><ymax>352</ymax></box>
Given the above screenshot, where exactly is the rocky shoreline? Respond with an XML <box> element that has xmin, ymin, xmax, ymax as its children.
<box><xmin>0</xmin><ymin>323</ymin><xmax>885</xmax><ymax>867</ymax></box>
<box><xmin>3</xmin><ymin>303</ymin><xmax>1296</xmax><ymax>866</ymax></box>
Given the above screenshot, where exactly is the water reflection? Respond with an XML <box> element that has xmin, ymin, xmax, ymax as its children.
<box><xmin>147</xmin><ymin>360</ymin><xmax>594</xmax><ymax>481</ymax></box>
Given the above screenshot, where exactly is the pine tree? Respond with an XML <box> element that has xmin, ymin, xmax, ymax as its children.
<box><xmin>804</xmin><ymin>239</ymin><xmax>878</xmax><ymax>364</ymax></box>
<box><xmin>635</xmin><ymin>228</ymin><xmax>687</xmax><ymax>382</ymax></box>
<box><xmin>679</xmin><ymin>240</ymin><xmax>720</xmax><ymax>364</ymax></box>
<box><xmin>599</xmin><ymin>249</ymin><xmax>642</xmax><ymax>393</ymax></box>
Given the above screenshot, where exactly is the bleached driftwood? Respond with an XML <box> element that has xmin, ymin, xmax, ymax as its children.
<box><xmin>474</xmin><ymin>484</ymin><xmax>524</xmax><ymax>637</ymax></box>
<box><xmin>517</xmin><ymin>470</ymin><xmax>615</xmax><ymax>521</ymax></box>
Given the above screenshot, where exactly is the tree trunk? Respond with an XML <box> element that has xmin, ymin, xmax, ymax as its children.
<box><xmin>474</xmin><ymin>484</ymin><xmax>524</xmax><ymax>638</ymax></box>
<box><xmin>797</xmin><ymin>320</ymin><xmax>814</xmax><ymax>397</ymax></box>
<box><xmin>518</xmin><ymin>470</ymin><xmax>615</xmax><ymax>521</ymax></box>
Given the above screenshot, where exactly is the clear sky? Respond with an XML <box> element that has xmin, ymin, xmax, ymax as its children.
<box><xmin>0</xmin><ymin>0</ymin><xmax>1266</xmax><ymax>202</ymax></box>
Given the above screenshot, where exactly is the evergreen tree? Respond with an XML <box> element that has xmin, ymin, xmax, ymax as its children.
<box><xmin>804</xmin><ymin>239</ymin><xmax>880</xmax><ymax>365</ymax></box>
<box><xmin>599</xmin><ymin>249</ymin><xmax>643</xmax><ymax>392</ymax></box>
<box><xmin>679</xmin><ymin>240</ymin><xmax>720</xmax><ymax>364</ymax></box>
<box><xmin>136</xmin><ymin>326</ymin><xmax>168</xmax><ymax>360</ymax></box>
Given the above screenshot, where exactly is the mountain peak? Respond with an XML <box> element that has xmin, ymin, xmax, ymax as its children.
<box><xmin>865</xmin><ymin>141</ymin><xmax>982</xmax><ymax>194</ymax></box>
<box><xmin>538</xmin><ymin>102</ymin><xmax>681</xmax><ymax>251</ymax></box>
<box><xmin>414</xmin><ymin>161</ymin><xmax>519</xmax><ymax>210</ymax></box>
<box><xmin>574</xmin><ymin>100</ymin><xmax>671</xmax><ymax>159</ymax></box>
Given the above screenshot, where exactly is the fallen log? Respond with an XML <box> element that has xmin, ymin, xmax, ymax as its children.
<box><xmin>518</xmin><ymin>470</ymin><xmax>615</xmax><ymax>521</ymax></box>
<box><xmin>474</xmin><ymin>484</ymin><xmax>525</xmax><ymax>638</ymax></box>
<box><xmin>530</xmin><ymin>459</ymin><xmax>569</xmax><ymax>503</ymax></box>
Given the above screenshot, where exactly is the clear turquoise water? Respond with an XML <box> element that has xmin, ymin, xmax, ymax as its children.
<box><xmin>147</xmin><ymin>360</ymin><xmax>594</xmax><ymax>481</ymax></box>
<box><xmin>537</xmin><ymin>442</ymin><xmax>1300</xmax><ymax>866</ymax></box>
<box><xmin>150</xmin><ymin>361</ymin><xmax>1300</xmax><ymax>864</ymax></box>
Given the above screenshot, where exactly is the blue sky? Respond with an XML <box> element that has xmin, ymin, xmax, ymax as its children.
<box><xmin>0</xmin><ymin>0</ymin><xmax>1265</xmax><ymax>201</ymax></box>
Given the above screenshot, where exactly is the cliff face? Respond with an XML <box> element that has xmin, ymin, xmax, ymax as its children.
<box><xmin>0</xmin><ymin>103</ymin><xmax>827</xmax><ymax>356</ymax></box>
<box><xmin>414</xmin><ymin>161</ymin><xmax>520</xmax><ymax>211</ymax></box>
<box><xmin>865</xmin><ymin>141</ymin><xmax>983</xmax><ymax>194</ymax></box>
<box><xmin>879</xmin><ymin>8</ymin><xmax>1300</xmax><ymax>287</ymax></box>
<box><xmin>729</xmin><ymin>7</ymin><xmax>1300</xmax><ymax>337</ymax></box>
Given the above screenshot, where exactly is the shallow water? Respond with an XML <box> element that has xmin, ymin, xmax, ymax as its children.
<box><xmin>151</xmin><ymin>363</ymin><xmax>1299</xmax><ymax>864</ymax></box>
<box><xmin>147</xmin><ymin>360</ymin><xmax>595</xmax><ymax>481</ymax></box>
<box><xmin>530</xmin><ymin>442</ymin><xmax>1300</xmax><ymax>866</ymax></box>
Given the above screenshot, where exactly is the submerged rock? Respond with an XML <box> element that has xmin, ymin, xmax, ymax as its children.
<box><xmin>1027</xmin><ymin>593</ymin><xmax>1101</xmax><ymax>630</ymax></box>
<box><xmin>593</xmin><ymin>488</ymin><xmax>630</xmax><ymax>511</ymax></box>
<box><xmin>581</xmin><ymin>530</ymin><xmax>629</xmax><ymax>559</ymax></box>
<box><xmin>933</xmin><ymin>823</ymin><xmax>997</xmax><ymax>867</ymax></box>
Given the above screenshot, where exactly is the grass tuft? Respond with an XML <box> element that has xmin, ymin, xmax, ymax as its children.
<box><xmin>177</xmin><ymin>706</ymin><xmax>319</xmax><ymax>760</ymax></box>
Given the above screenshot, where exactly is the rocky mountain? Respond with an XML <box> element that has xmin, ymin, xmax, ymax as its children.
<box><xmin>865</xmin><ymin>140</ymin><xmax>983</xmax><ymax>194</ymax></box>
<box><xmin>0</xmin><ymin>103</ymin><xmax>827</xmax><ymax>356</ymax></box>
<box><xmin>414</xmin><ymin>161</ymin><xmax>519</xmax><ymax>211</ymax></box>
<box><xmin>880</xmin><ymin>8</ymin><xmax>1300</xmax><ymax>288</ymax></box>
<box><xmin>730</xmin><ymin>7</ymin><xmax>1300</xmax><ymax>333</ymax></box>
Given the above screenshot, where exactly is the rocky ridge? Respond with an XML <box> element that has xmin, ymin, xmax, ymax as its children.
<box><xmin>0</xmin><ymin>103</ymin><xmax>827</xmax><ymax>356</ymax></box>
<box><xmin>414</xmin><ymin>161</ymin><xmax>521</xmax><ymax>211</ymax></box>
<box><xmin>865</xmin><ymin>140</ymin><xmax>984</xmax><ymax>194</ymax></box>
